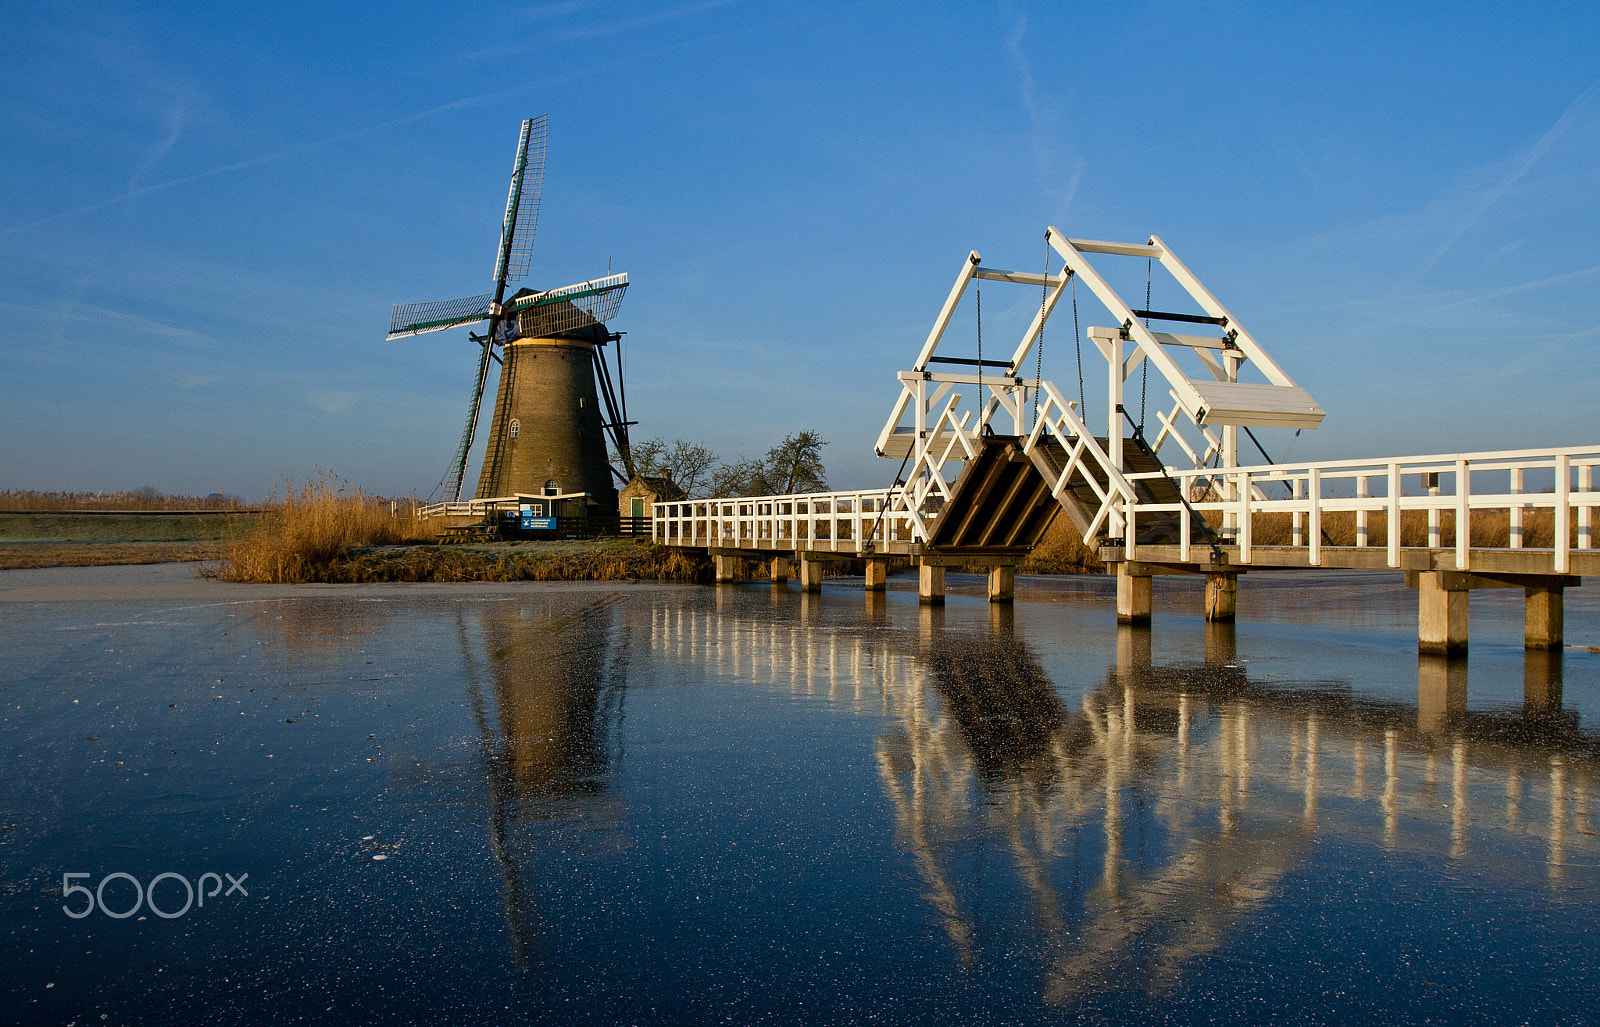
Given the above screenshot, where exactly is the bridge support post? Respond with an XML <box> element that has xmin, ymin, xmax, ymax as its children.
<box><xmin>919</xmin><ymin>563</ymin><xmax>945</xmax><ymax>605</ymax></box>
<box><xmin>1117</xmin><ymin>564</ymin><xmax>1152</xmax><ymax>624</ymax></box>
<box><xmin>714</xmin><ymin>554</ymin><xmax>743</xmax><ymax>583</ymax></box>
<box><xmin>1204</xmin><ymin>572</ymin><xmax>1237</xmax><ymax>622</ymax></box>
<box><xmin>1525</xmin><ymin>585</ymin><xmax>1564</xmax><ymax>649</ymax></box>
<box><xmin>1418</xmin><ymin>572</ymin><xmax>1469</xmax><ymax>654</ymax></box>
<box><xmin>798</xmin><ymin>554</ymin><xmax>824</xmax><ymax>593</ymax></box>
<box><xmin>770</xmin><ymin>556</ymin><xmax>790</xmax><ymax>583</ymax></box>
<box><xmin>987</xmin><ymin>565</ymin><xmax>1015</xmax><ymax>603</ymax></box>
<box><xmin>864</xmin><ymin>557</ymin><xmax>889</xmax><ymax>592</ymax></box>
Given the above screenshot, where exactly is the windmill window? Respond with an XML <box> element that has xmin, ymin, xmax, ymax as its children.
<box><xmin>543</xmin><ymin>480</ymin><xmax>560</xmax><ymax>496</ymax></box>
<box><xmin>509</xmin><ymin>419</ymin><xmax>519</xmax><ymax>439</ymax></box>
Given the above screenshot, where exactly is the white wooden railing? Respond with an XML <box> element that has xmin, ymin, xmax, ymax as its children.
<box><xmin>1123</xmin><ymin>445</ymin><xmax>1599</xmax><ymax>572</ymax></box>
<box><xmin>653</xmin><ymin>444</ymin><xmax>1598</xmax><ymax>572</ymax></box>
<box><xmin>417</xmin><ymin>498</ymin><xmax>521</xmax><ymax>519</ymax></box>
<box><xmin>652</xmin><ymin>489</ymin><xmax>926</xmax><ymax>554</ymax></box>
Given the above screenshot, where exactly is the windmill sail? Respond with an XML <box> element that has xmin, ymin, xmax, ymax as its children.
<box><xmin>387</xmin><ymin>292</ymin><xmax>493</xmax><ymax>340</ymax></box>
<box><xmin>507</xmin><ymin>274</ymin><xmax>628</xmax><ymax>338</ymax></box>
<box><xmin>440</xmin><ymin>336</ymin><xmax>497</xmax><ymax>503</ymax></box>
<box><xmin>495</xmin><ymin>115</ymin><xmax>546</xmax><ymax>284</ymax></box>
<box><xmin>444</xmin><ymin>116</ymin><xmax>542</xmax><ymax>501</ymax></box>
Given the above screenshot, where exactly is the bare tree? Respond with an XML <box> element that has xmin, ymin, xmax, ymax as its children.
<box><xmin>617</xmin><ymin>436</ymin><xmax>721</xmax><ymax>498</ymax></box>
<box><xmin>625</xmin><ymin>437</ymin><xmax>667</xmax><ymax>477</ymax></box>
<box><xmin>662</xmin><ymin>439</ymin><xmax>720</xmax><ymax>498</ymax></box>
<box><xmin>711</xmin><ymin>431</ymin><xmax>828</xmax><ymax>497</ymax></box>
<box><xmin>710</xmin><ymin>456</ymin><xmax>770</xmax><ymax>498</ymax></box>
<box><xmin>765</xmin><ymin>430</ymin><xmax>828</xmax><ymax>494</ymax></box>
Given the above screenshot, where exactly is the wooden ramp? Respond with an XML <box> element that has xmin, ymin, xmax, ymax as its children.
<box><xmin>927</xmin><ymin>435</ymin><xmax>1211</xmax><ymax>556</ymax></box>
<box><xmin>924</xmin><ymin>436</ymin><xmax>1059</xmax><ymax>557</ymax></box>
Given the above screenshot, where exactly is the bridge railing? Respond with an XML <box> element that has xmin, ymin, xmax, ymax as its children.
<box><xmin>652</xmin><ymin>490</ymin><xmax>926</xmax><ymax>554</ymax></box>
<box><xmin>1123</xmin><ymin>445</ymin><xmax>1600</xmax><ymax>572</ymax></box>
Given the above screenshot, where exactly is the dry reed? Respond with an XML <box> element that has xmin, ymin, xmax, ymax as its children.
<box><xmin>218</xmin><ymin>472</ymin><xmax>422</xmax><ymax>583</ymax></box>
<box><xmin>1019</xmin><ymin>516</ymin><xmax>1105</xmax><ymax>574</ymax></box>
<box><xmin>1246</xmin><ymin>507</ymin><xmax>1578</xmax><ymax>549</ymax></box>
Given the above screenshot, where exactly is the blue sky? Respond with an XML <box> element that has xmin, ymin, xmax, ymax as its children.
<box><xmin>2</xmin><ymin>2</ymin><xmax>1597</xmax><ymax>500</ymax></box>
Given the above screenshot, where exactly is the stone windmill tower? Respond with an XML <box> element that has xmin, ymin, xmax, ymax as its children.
<box><xmin>387</xmin><ymin>116</ymin><xmax>634</xmax><ymax>510</ymax></box>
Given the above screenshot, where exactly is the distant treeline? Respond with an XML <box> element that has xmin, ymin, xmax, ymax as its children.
<box><xmin>0</xmin><ymin>488</ymin><xmax>257</xmax><ymax>512</ymax></box>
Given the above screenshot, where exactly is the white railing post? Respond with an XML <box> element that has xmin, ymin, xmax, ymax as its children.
<box><xmin>1292</xmin><ymin>477</ymin><xmax>1303</xmax><ymax>548</ymax></box>
<box><xmin>1356</xmin><ymin>475</ymin><xmax>1369</xmax><ymax>547</ymax></box>
<box><xmin>1179</xmin><ymin>474</ymin><xmax>1192</xmax><ymax>563</ymax></box>
<box><xmin>1510</xmin><ymin>466</ymin><xmax>1523</xmax><ymax>548</ymax></box>
<box><xmin>1386</xmin><ymin>463</ymin><xmax>1401</xmax><ymax>568</ymax></box>
<box><xmin>1428</xmin><ymin>473</ymin><xmax>1441</xmax><ymax>549</ymax></box>
<box><xmin>1308</xmin><ymin>466</ymin><xmax>1322</xmax><ymax>567</ymax></box>
<box><xmin>1238</xmin><ymin>469</ymin><xmax>1252</xmax><ymax>562</ymax></box>
<box><xmin>1555</xmin><ymin>453</ymin><xmax>1571</xmax><ymax>573</ymax></box>
<box><xmin>1580</xmin><ymin>462</ymin><xmax>1593</xmax><ymax>551</ymax></box>
<box><xmin>1455</xmin><ymin>459</ymin><xmax>1470</xmax><ymax>571</ymax></box>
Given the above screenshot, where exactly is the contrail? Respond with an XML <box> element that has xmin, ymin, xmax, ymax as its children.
<box><xmin>1416</xmin><ymin>73</ymin><xmax>1600</xmax><ymax>276</ymax></box>
<box><xmin>2</xmin><ymin>12</ymin><xmax>759</xmax><ymax>238</ymax></box>
<box><xmin>2</xmin><ymin>88</ymin><xmax>525</xmax><ymax>237</ymax></box>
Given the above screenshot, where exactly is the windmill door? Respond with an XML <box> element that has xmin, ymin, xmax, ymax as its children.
<box><xmin>631</xmin><ymin>498</ymin><xmax>645</xmax><ymax>519</ymax></box>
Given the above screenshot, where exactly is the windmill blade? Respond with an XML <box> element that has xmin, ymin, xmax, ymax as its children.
<box><xmin>388</xmin><ymin>293</ymin><xmax>494</xmax><ymax>339</ymax></box>
<box><xmin>494</xmin><ymin>115</ymin><xmax>547</xmax><ymax>284</ymax></box>
<box><xmin>441</xmin><ymin>335</ymin><xmax>498</xmax><ymax>502</ymax></box>
<box><xmin>506</xmin><ymin>273</ymin><xmax>628</xmax><ymax>339</ymax></box>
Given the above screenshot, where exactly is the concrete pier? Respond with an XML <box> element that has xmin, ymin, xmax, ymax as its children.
<box><xmin>714</xmin><ymin>554</ymin><xmax>742</xmax><ymax>583</ymax></box>
<box><xmin>919</xmin><ymin>563</ymin><xmax>946</xmax><ymax>605</ymax></box>
<box><xmin>988</xmin><ymin>565</ymin><xmax>1015</xmax><ymax>603</ymax></box>
<box><xmin>1418</xmin><ymin>572</ymin><xmax>1469</xmax><ymax>655</ymax></box>
<box><xmin>770</xmin><ymin>556</ymin><xmax>790</xmax><ymax>583</ymax></box>
<box><xmin>798</xmin><ymin>554</ymin><xmax>824</xmax><ymax>593</ymax></box>
<box><xmin>1117</xmin><ymin>564</ymin><xmax>1152</xmax><ymax>624</ymax></box>
<box><xmin>1525</xmin><ymin>585</ymin><xmax>1564</xmax><ymax>649</ymax></box>
<box><xmin>865</xmin><ymin>558</ymin><xmax>889</xmax><ymax>592</ymax></box>
<box><xmin>1204</xmin><ymin>572</ymin><xmax>1237</xmax><ymax>623</ymax></box>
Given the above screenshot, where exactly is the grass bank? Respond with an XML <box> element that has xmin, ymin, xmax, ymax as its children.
<box><xmin>0</xmin><ymin>512</ymin><xmax>269</xmax><ymax>570</ymax></box>
<box><xmin>213</xmin><ymin>475</ymin><xmax>710</xmax><ymax>584</ymax></box>
<box><xmin>283</xmin><ymin>539</ymin><xmax>713</xmax><ymax>584</ymax></box>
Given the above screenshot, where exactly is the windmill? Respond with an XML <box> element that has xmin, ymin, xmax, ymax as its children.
<box><xmin>388</xmin><ymin>115</ymin><xmax>635</xmax><ymax>506</ymax></box>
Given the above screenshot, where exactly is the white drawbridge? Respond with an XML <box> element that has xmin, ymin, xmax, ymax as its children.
<box><xmin>655</xmin><ymin>228</ymin><xmax>1596</xmax><ymax>651</ymax></box>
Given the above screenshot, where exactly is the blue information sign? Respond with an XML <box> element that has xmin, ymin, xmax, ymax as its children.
<box><xmin>521</xmin><ymin>515</ymin><xmax>556</xmax><ymax>530</ymax></box>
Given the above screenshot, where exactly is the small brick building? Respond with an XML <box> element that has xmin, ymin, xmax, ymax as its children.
<box><xmin>618</xmin><ymin>475</ymin><xmax>686</xmax><ymax>528</ymax></box>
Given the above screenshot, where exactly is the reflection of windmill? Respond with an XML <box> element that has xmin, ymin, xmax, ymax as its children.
<box><xmin>388</xmin><ymin>116</ymin><xmax>635</xmax><ymax>504</ymax></box>
<box><xmin>457</xmin><ymin>595</ymin><xmax>630</xmax><ymax>968</ymax></box>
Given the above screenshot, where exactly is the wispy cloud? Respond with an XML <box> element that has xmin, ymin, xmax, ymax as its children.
<box><xmin>1415</xmin><ymin>73</ymin><xmax>1600</xmax><ymax>276</ymax></box>
<box><xmin>0</xmin><ymin>299</ymin><xmax>214</xmax><ymax>348</ymax></box>
<box><xmin>3</xmin><ymin>11</ymin><xmax>756</xmax><ymax>239</ymax></box>
<box><xmin>307</xmin><ymin>390</ymin><xmax>361</xmax><ymax>414</ymax></box>
<box><xmin>1005</xmin><ymin>10</ymin><xmax>1082</xmax><ymax>219</ymax></box>
<box><xmin>128</xmin><ymin>104</ymin><xmax>187</xmax><ymax>193</ymax></box>
<box><xmin>471</xmin><ymin>0</ymin><xmax>737</xmax><ymax>62</ymax></box>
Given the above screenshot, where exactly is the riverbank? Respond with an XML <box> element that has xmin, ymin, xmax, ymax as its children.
<box><xmin>213</xmin><ymin>536</ymin><xmax>715</xmax><ymax>584</ymax></box>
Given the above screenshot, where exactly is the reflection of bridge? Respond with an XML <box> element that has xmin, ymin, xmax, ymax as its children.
<box><xmin>644</xmin><ymin>596</ymin><xmax>1597</xmax><ymax>1000</ymax></box>
<box><xmin>656</xmin><ymin>230</ymin><xmax>1595</xmax><ymax>653</ymax></box>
